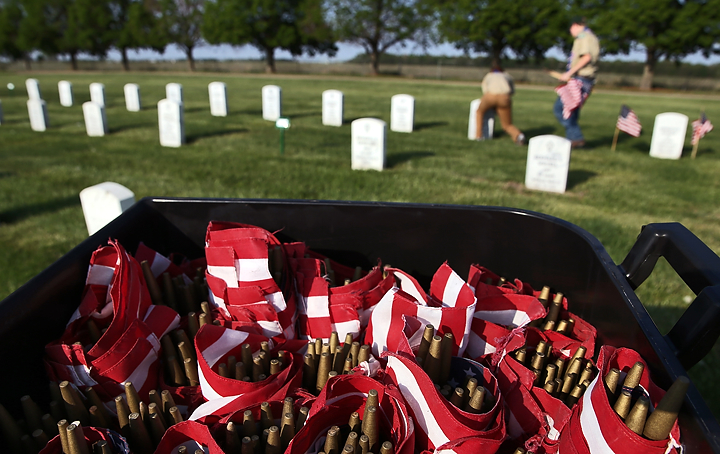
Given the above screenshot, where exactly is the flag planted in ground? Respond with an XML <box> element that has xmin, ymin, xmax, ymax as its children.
<box><xmin>617</xmin><ymin>105</ymin><xmax>642</xmax><ymax>137</ymax></box>
<box><xmin>692</xmin><ymin>112</ymin><xmax>713</xmax><ymax>145</ymax></box>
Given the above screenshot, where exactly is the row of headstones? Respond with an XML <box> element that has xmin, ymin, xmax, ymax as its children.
<box><xmin>76</xmin><ymin>111</ymin><xmax>692</xmax><ymax>235</ymax></box>
<box><xmin>18</xmin><ymin>79</ymin><xmax>482</xmax><ymax>148</ymax></box>
<box><xmin>351</xmin><ymin>123</ymin><xmax>571</xmax><ymax>195</ymax></box>
<box><xmin>75</xmin><ymin>138</ymin><xmax>569</xmax><ymax>233</ymax></box>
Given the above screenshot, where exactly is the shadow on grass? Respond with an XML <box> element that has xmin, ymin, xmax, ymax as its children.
<box><xmin>631</xmin><ymin>142</ymin><xmax>651</xmax><ymax>153</ymax></box>
<box><xmin>0</xmin><ymin>171</ymin><xmax>15</xmax><ymax>179</ymax></box>
<box><xmin>287</xmin><ymin>111</ymin><xmax>320</xmax><ymax>119</ymax></box>
<box><xmin>344</xmin><ymin>117</ymin><xmax>384</xmax><ymax>125</ymax></box>
<box><xmin>524</xmin><ymin>126</ymin><xmax>556</xmax><ymax>138</ymax></box>
<box><xmin>688</xmin><ymin>147</ymin><xmax>715</xmax><ymax>158</ymax></box>
<box><xmin>415</xmin><ymin>121</ymin><xmax>448</xmax><ymax>131</ymax></box>
<box><xmin>0</xmin><ymin>195</ymin><xmax>80</xmax><ymax>224</ymax></box>
<box><xmin>186</xmin><ymin>128</ymin><xmax>248</xmax><ymax>144</ymax></box>
<box><xmin>585</xmin><ymin>136</ymin><xmax>615</xmax><ymax>148</ymax></box>
<box><xmin>566</xmin><ymin>169</ymin><xmax>597</xmax><ymax>190</ymax></box>
<box><xmin>184</xmin><ymin>107</ymin><xmax>207</xmax><ymax>114</ymax></box>
<box><xmin>109</xmin><ymin>124</ymin><xmax>150</xmax><ymax>134</ymax></box>
<box><xmin>387</xmin><ymin>150</ymin><xmax>435</xmax><ymax>168</ymax></box>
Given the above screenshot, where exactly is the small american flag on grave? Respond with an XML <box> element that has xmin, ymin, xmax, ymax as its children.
<box><xmin>617</xmin><ymin>105</ymin><xmax>642</xmax><ymax>137</ymax></box>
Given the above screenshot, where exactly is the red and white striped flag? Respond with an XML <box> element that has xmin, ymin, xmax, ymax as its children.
<box><xmin>555</xmin><ymin>79</ymin><xmax>584</xmax><ymax>119</ymax></box>
<box><xmin>617</xmin><ymin>104</ymin><xmax>642</xmax><ymax>137</ymax></box>
<box><xmin>365</xmin><ymin>265</ymin><xmax>476</xmax><ymax>358</ymax></box>
<box><xmin>558</xmin><ymin>346</ymin><xmax>682</xmax><ymax>454</ymax></box>
<box><xmin>293</xmin><ymin>257</ymin><xmax>362</xmax><ymax>341</ymax></box>
<box><xmin>134</xmin><ymin>242</ymin><xmax>193</xmax><ymax>285</ymax></box>
<box><xmin>153</xmin><ymin>421</ymin><xmax>224</xmax><ymax>454</ymax></box>
<box><xmin>190</xmin><ymin>324</ymin><xmax>305</xmax><ymax>420</ymax></box>
<box><xmin>205</xmin><ymin>222</ymin><xmax>297</xmax><ymax>340</ymax></box>
<box><xmin>692</xmin><ymin>112</ymin><xmax>713</xmax><ymax>145</ymax></box>
<box><xmin>45</xmin><ymin>240</ymin><xmax>180</xmax><ymax>404</ymax></box>
<box><xmin>383</xmin><ymin>353</ymin><xmax>506</xmax><ymax>453</ymax></box>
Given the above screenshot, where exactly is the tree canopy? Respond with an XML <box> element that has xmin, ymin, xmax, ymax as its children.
<box><xmin>328</xmin><ymin>0</ymin><xmax>433</xmax><ymax>75</ymax></box>
<box><xmin>157</xmin><ymin>0</ymin><xmax>204</xmax><ymax>70</ymax></box>
<box><xmin>0</xmin><ymin>0</ymin><xmax>25</xmax><ymax>62</ymax></box>
<box><xmin>114</xmin><ymin>0</ymin><xmax>167</xmax><ymax>70</ymax></box>
<box><xmin>583</xmin><ymin>0</ymin><xmax>720</xmax><ymax>89</ymax></box>
<box><xmin>434</xmin><ymin>0</ymin><xmax>568</xmax><ymax>67</ymax></box>
<box><xmin>203</xmin><ymin>0</ymin><xmax>336</xmax><ymax>73</ymax></box>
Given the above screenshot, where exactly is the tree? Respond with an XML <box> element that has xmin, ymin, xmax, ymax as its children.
<box><xmin>434</xmin><ymin>0</ymin><xmax>568</xmax><ymax>67</ymax></box>
<box><xmin>114</xmin><ymin>0</ymin><xmax>167</xmax><ymax>71</ymax></box>
<box><xmin>0</xmin><ymin>0</ymin><xmax>25</xmax><ymax>63</ymax></box>
<box><xmin>586</xmin><ymin>0</ymin><xmax>719</xmax><ymax>90</ymax></box>
<box><xmin>158</xmin><ymin>0</ymin><xmax>203</xmax><ymax>71</ymax></box>
<box><xmin>203</xmin><ymin>0</ymin><xmax>336</xmax><ymax>74</ymax></box>
<box><xmin>63</xmin><ymin>0</ymin><xmax>115</xmax><ymax>67</ymax></box>
<box><xmin>329</xmin><ymin>0</ymin><xmax>433</xmax><ymax>76</ymax></box>
<box><xmin>17</xmin><ymin>0</ymin><xmax>67</xmax><ymax>68</ymax></box>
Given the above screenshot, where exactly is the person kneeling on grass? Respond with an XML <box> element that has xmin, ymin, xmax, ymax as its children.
<box><xmin>476</xmin><ymin>63</ymin><xmax>526</xmax><ymax>145</ymax></box>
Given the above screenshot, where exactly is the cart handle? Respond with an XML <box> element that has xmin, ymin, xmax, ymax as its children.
<box><xmin>620</xmin><ymin>222</ymin><xmax>720</xmax><ymax>370</ymax></box>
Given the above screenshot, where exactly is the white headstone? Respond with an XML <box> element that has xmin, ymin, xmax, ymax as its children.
<box><xmin>26</xmin><ymin>78</ymin><xmax>41</xmax><ymax>100</ymax></box>
<box><xmin>79</xmin><ymin>182</ymin><xmax>135</xmax><ymax>236</ymax></box>
<box><xmin>390</xmin><ymin>94</ymin><xmax>415</xmax><ymax>133</ymax></box>
<box><xmin>208</xmin><ymin>82</ymin><xmax>228</xmax><ymax>117</ymax></box>
<box><xmin>58</xmin><ymin>81</ymin><xmax>73</xmax><ymax>107</ymax></box>
<box><xmin>467</xmin><ymin>99</ymin><xmax>495</xmax><ymax>140</ymax></box>
<box><xmin>124</xmin><ymin>84</ymin><xmax>141</xmax><ymax>112</ymax></box>
<box><xmin>158</xmin><ymin>99</ymin><xmax>185</xmax><ymax>148</ymax></box>
<box><xmin>322</xmin><ymin>89</ymin><xmax>344</xmax><ymax>127</ymax></box>
<box><xmin>649</xmin><ymin>112</ymin><xmax>688</xmax><ymax>160</ymax></box>
<box><xmin>82</xmin><ymin>102</ymin><xmax>108</xmax><ymax>137</ymax></box>
<box><xmin>89</xmin><ymin>83</ymin><xmax>106</xmax><ymax>107</ymax></box>
<box><xmin>351</xmin><ymin>118</ymin><xmax>386</xmax><ymax>171</ymax></box>
<box><xmin>262</xmin><ymin>85</ymin><xmax>282</xmax><ymax>121</ymax></box>
<box><xmin>525</xmin><ymin>135</ymin><xmax>572</xmax><ymax>194</ymax></box>
<box><xmin>166</xmin><ymin>83</ymin><xmax>183</xmax><ymax>104</ymax></box>
<box><xmin>27</xmin><ymin>99</ymin><xmax>49</xmax><ymax>131</ymax></box>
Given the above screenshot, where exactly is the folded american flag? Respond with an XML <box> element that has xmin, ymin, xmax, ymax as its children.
<box><xmin>189</xmin><ymin>324</ymin><xmax>306</xmax><ymax>420</ymax></box>
<box><xmin>45</xmin><ymin>241</ymin><xmax>180</xmax><ymax>404</ymax></box>
<box><xmin>365</xmin><ymin>264</ymin><xmax>476</xmax><ymax>358</ymax></box>
<box><xmin>555</xmin><ymin>79</ymin><xmax>584</xmax><ymax>120</ymax></box>
<box><xmin>204</xmin><ymin>222</ymin><xmax>297</xmax><ymax>341</ymax></box>
<box><xmin>293</xmin><ymin>257</ymin><xmax>362</xmax><ymax>341</ymax></box>
<box><xmin>692</xmin><ymin>112</ymin><xmax>713</xmax><ymax>145</ymax></box>
<box><xmin>383</xmin><ymin>353</ymin><xmax>506</xmax><ymax>453</ymax></box>
<box><xmin>617</xmin><ymin>105</ymin><xmax>642</xmax><ymax>137</ymax></box>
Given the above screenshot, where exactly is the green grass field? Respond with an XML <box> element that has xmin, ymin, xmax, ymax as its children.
<box><xmin>1</xmin><ymin>72</ymin><xmax>719</xmax><ymax>417</ymax></box>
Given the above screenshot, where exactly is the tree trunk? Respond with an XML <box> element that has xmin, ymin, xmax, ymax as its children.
<box><xmin>187</xmin><ymin>47</ymin><xmax>195</xmax><ymax>71</ymax></box>
<box><xmin>70</xmin><ymin>52</ymin><xmax>78</xmax><ymax>70</ymax></box>
<box><xmin>491</xmin><ymin>48</ymin><xmax>502</xmax><ymax>68</ymax></box>
<box><xmin>121</xmin><ymin>47</ymin><xmax>130</xmax><ymax>71</ymax></box>
<box><xmin>24</xmin><ymin>55</ymin><xmax>31</xmax><ymax>70</ymax></box>
<box><xmin>640</xmin><ymin>49</ymin><xmax>656</xmax><ymax>91</ymax></box>
<box><xmin>265</xmin><ymin>47</ymin><xmax>276</xmax><ymax>74</ymax></box>
<box><xmin>370</xmin><ymin>49</ymin><xmax>380</xmax><ymax>76</ymax></box>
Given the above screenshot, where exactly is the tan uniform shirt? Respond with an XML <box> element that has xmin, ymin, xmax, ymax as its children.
<box><xmin>571</xmin><ymin>29</ymin><xmax>600</xmax><ymax>78</ymax></box>
<box><xmin>481</xmin><ymin>71</ymin><xmax>514</xmax><ymax>95</ymax></box>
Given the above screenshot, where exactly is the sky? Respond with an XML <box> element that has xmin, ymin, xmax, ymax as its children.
<box><xmin>99</xmin><ymin>41</ymin><xmax>720</xmax><ymax>66</ymax></box>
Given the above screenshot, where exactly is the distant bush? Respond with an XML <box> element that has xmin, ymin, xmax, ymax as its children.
<box><xmin>348</xmin><ymin>53</ymin><xmax>720</xmax><ymax>78</ymax></box>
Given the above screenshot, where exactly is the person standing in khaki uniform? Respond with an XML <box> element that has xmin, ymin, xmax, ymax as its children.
<box><xmin>476</xmin><ymin>64</ymin><xmax>526</xmax><ymax>145</ymax></box>
<box><xmin>554</xmin><ymin>16</ymin><xmax>600</xmax><ymax>148</ymax></box>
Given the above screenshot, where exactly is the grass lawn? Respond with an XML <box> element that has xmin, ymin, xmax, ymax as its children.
<box><xmin>1</xmin><ymin>71</ymin><xmax>719</xmax><ymax>418</ymax></box>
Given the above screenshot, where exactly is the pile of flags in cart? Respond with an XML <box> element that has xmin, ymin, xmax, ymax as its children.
<box><xmin>34</xmin><ymin>221</ymin><xmax>684</xmax><ymax>454</ymax></box>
